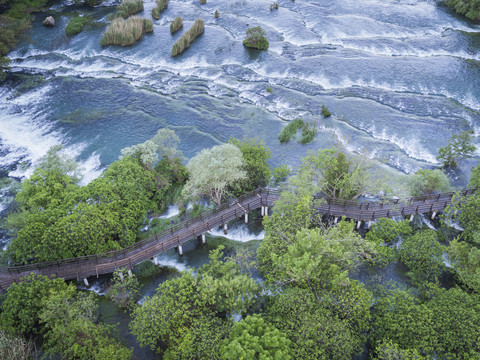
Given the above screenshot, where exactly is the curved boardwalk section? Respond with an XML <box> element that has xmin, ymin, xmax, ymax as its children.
<box><xmin>0</xmin><ymin>188</ymin><xmax>473</xmax><ymax>291</ymax></box>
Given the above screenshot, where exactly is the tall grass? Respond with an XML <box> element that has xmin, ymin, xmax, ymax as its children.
<box><xmin>113</xmin><ymin>0</ymin><xmax>144</xmax><ymax>19</ymax></box>
<box><xmin>100</xmin><ymin>16</ymin><xmax>153</xmax><ymax>46</ymax></box>
<box><xmin>0</xmin><ymin>331</ymin><xmax>37</xmax><ymax>360</ymax></box>
<box><xmin>152</xmin><ymin>0</ymin><xmax>168</xmax><ymax>19</ymax></box>
<box><xmin>170</xmin><ymin>17</ymin><xmax>183</xmax><ymax>34</ymax></box>
<box><xmin>171</xmin><ymin>19</ymin><xmax>204</xmax><ymax>56</ymax></box>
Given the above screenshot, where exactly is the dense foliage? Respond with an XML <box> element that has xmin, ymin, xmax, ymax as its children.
<box><xmin>130</xmin><ymin>246</ymin><xmax>259</xmax><ymax>358</ymax></box>
<box><xmin>408</xmin><ymin>169</ymin><xmax>451</xmax><ymax>196</ymax></box>
<box><xmin>0</xmin><ymin>275</ymin><xmax>131</xmax><ymax>359</ymax></box>
<box><xmin>66</xmin><ymin>15</ymin><xmax>87</xmax><ymax>36</ymax></box>
<box><xmin>100</xmin><ymin>16</ymin><xmax>153</xmax><ymax>46</ymax></box>
<box><xmin>171</xmin><ymin>19</ymin><xmax>204</xmax><ymax>56</ymax></box>
<box><xmin>5</xmin><ymin>132</ymin><xmax>187</xmax><ymax>263</ymax></box>
<box><xmin>437</xmin><ymin>130</ymin><xmax>475</xmax><ymax>168</ymax></box>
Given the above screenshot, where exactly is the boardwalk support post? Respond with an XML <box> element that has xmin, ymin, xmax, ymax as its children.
<box><xmin>119</xmin><ymin>272</ymin><xmax>124</xmax><ymax>280</ymax></box>
<box><xmin>178</xmin><ymin>244</ymin><xmax>183</xmax><ymax>256</ymax></box>
<box><xmin>224</xmin><ymin>223</ymin><xmax>228</xmax><ymax>234</ymax></box>
<box><xmin>409</xmin><ymin>214</ymin><xmax>414</xmax><ymax>223</ymax></box>
<box><xmin>431</xmin><ymin>211</ymin><xmax>436</xmax><ymax>220</ymax></box>
<box><xmin>201</xmin><ymin>233</ymin><xmax>206</xmax><ymax>244</ymax></box>
<box><xmin>154</xmin><ymin>257</ymin><xmax>158</xmax><ymax>266</ymax></box>
<box><xmin>261</xmin><ymin>206</ymin><xmax>265</xmax><ymax>216</ymax></box>
<box><xmin>264</xmin><ymin>206</ymin><xmax>268</xmax><ymax>216</ymax></box>
<box><xmin>128</xmin><ymin>270</ymin><xmax>133</xmax><ymax>278</ymax></box>
<box><xmin>356</xmin><ymin>220</ymin><xmax>362</xmax><ymax>230</ymax></box>
<box><xmin>334</xmin><ymin>217</ymin><xmax>339</xmax><ymax>224</ymax></box>
<box><xmin>245</xmin><ymin>213</ymin><xmax>248</xmax><ymax>224</ymax></box>
<box><xmin>83</xmin><ymin>278</ymin><xmax>89</xmax><ymax>287</ymax></box>
<box><xmin>367</xmin><ymin>221</ymin><xmax>372</xmax><ymax>229</ymax></box>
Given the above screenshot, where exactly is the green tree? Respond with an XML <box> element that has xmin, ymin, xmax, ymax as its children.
<box><xmin>130</xmin><ymin>246</ymin><xmax>259</xmax><ymax>357</ymax></box>
<box><xmin>152</xmin><ymin>128</ymin><xmax>183</xmax><ymax>161</ymax></box>
<box><xmin>372</xmin><ymin>339</ymin><xmax>426</xmax><ymax>360</ymax></box>
<box><xmin>229</xmin><ymin>137</ymin><xmax>272</xmax><ymax>196</ymax></box>
<box><xmin>437</xmin><ymin>131</ymin><xmax>475</xmax><ymax>168</ymax></box>
<box><xmin>181</xmin><ymin>144</ymin><xmax>246</xmax><ymax>206</ymax></box>
<box><xmin>366</xmin><ymin>218</ymin><xmax>413</xmax><ymax>266</ymax></box>
<box><xmin>40</xmin><ymin>286</ymin><xmax>132</xmax><ymax>360</ymax></box>
<box><xmin>220</xmin><ymin>315</ymin><xmax>293</xmax><ymax>360</ymax></box>
<box><xmin>408</xmin><ymin>169</ymin><xmax>451</xmax><ymax>196</ymax></box>
<box><xmin>446</xmin><ymin>0</ymin><xmax>480</xmax><ymax>21</ymax></box>
<box><xmin>301</xmin><ymin>148</ymin><xmax>369</xmax><ymax>200</ymax></box>
<box><xmin>271</xmin><ymin>164</ymin><xmax>291</xmax><ymax>186</ymax></box>
<box><xmin>0</xmin><ymin>274</ymin><xmax>68</xmax><ymax>336</ymax></box>
<box><xmin>266</xmin><ymin>287</ymin><xmax>364</xmax><ymax>359</ymax></box>
<box><xmin>0</xmin><ymin>55</ymin><xmax>11</xmax><ymax>82</ymax></box>
<box><xmin>468</xmin><ymin>162</ymin><xmax>480</xmax><ymax>189</ymax></box>
<box><xmin>371</xmin><ymin>288</ymin><xmax>436</xmax><ymax>355</ymax></box>
<box><xmin>120</xmin><ymin>140</ymin><xmax>158</xmax><ymax>169</ymax></box>
<box><xmin>107</xmin><ymin>267</ymin><xmax>140</xmax><ymax>311</ymax></box>
<box><xmin>399</xmin><ymin>230</ymin><xmax>445</xmax><ymax>284</ymax></box>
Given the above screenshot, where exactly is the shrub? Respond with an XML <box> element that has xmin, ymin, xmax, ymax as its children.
<box><xmin>266</xmin><ymin>86</ymin><xmax>272</xmax><ymax>93</ymax></box>
<box><xmin>321</xmin><ymin>104</ymin><xmax>331</xmax><ymax>117</ymax></box>
<box><xmin>152</xmin><ymin>0</ymin><xmax>168</xmax><ymax>20</ymax></box>
<box><xmin>65</xmin><ymin>16</ymin><xmax>87</xmax><ymax>37</ymax></box>
<box><xmin>270</xmin><ymin>2</ymin><xmax>278</xmax><ymax>10</ymax></box>
<box><xmin>300</xmin><ymin>125</ymin><xmax>317</xmax><ymax>144</ymax></box>
<box><xmin>170</xmin><ymin>16</ymin><xmax>183</xmax><ymax>34</ymax></box>
<box><xmin>243</xmin><ymin>26</ymin><xmax>269</xmax><ymax>50</ymax></box>
<box><xmin>116</xmin><ymin>0</ymin><xmax>144</xmax><ymax>19</ymax></box>
<box><xmin>215</xmin><ymin>9</ymin><xmax>219</xmax><ymax>18</ymax></box>
<box><xmin>100</xmin><ymin>17</ymin><xmax>153</xmax><ymax>46</ymax></box>
<box><xmin>171</xmin><ymin>19</ymin><xmax>204</xmax><ymax>56</ymax></box>
<box><xmin>278</xmin><ymin>118</ymin><xmax>304</xmax><ymax>143</ymax></box>
<box><xmin>200</xmin><ymin>0</ymin><xmax>206</xmax><ymax>3</ymax></box>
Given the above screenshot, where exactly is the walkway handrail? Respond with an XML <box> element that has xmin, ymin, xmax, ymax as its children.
<box><xmin>0</xmin><ymin>188</ymin><xmax>280</xmax><ymax>273</ymax></box>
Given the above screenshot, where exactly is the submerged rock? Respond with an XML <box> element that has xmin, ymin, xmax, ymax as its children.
<box><xmin>43</xmin><ymin>16</ymin><xmax>55</xmax><ymax>27</ymax></box>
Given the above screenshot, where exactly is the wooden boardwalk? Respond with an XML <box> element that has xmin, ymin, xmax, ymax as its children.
<box><xmin>0</xmin><ymin>188</ymin><xmax>473</xmax><ymax>291</ymax></box>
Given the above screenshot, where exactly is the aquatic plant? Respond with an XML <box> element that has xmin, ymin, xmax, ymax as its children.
<box><xmin>215</xmin><ymin>9</ymin><xmax>219</xmax><ymax>18</ymax></box>
<box><xmin>321</xmin><ymin>105</ymin><xmax>331</xmax><ymax>117</ymax></box>
<box><xmin>266</xmin><ymin>86</ymin><xmax>272</xmax><ymax>93</ymax></box>
<box><xmin>65</xmin><ymin>16</ymin><xmax>87</xmax><ymax>37</ymax></box>
<box><xmin>200</xmin><ymin>0</ymin><xmax>207</xmax><ymax>4</ymax></box>
<box><xmin>300</xmin><ymin>125</ymin><xmax>317</xmax><ymax>144</ymax></box>
<box><xmin>171</xmin><ymin>19</ymin><xmax>205</xmax><ymax>56</ymax></box>
<box><xmin>278</xmin><ymin>118</ymin><xmax>304</xmax><ymax>143</ymax></box>
<box><xmin>170</xmin><ymin>16</ymin><xmax>183</xmax><ymax>34</ymax></box>
<box><xmin>243</xmin><ymin>26</ymin><xmax>269</xmax><ymax>50</ymax></box>
<box><xmin>270</xmin><ymin>2</ymin><xmax>279</xmax><ymax>10</ymax></box>
<box><xmin>100</xmin><ymin>16</ymin><xmax>153</xmax><ymax>46</ymax></box>
<box><xmin>116</xmin><ymin>0</ymin><xmax>144</xmax><ymax>19</ymax></box>
<box><xmin>152</xmin><ymin>0</ymin><xmax>168</xmax><ymax>19</ymax></box>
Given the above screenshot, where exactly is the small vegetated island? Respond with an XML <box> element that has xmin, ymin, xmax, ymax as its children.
<box><xmin>171</xmin><ymin>19</ymin><xmax>204</xmax><ymax>56</ymax></box>
<box><xmin>243</xmin><ymin>26</ymin><xmax>269</xmax><ymax>50</ymax></box>
<box><xmin>152</xmin><ymin>0</ymin><xmax>168</xmax><ymax>20</ymax></box>
<box><xmin>65</xmin><ymin>15</ymin><xmax>87</xmax><ymax>37</ymax></box>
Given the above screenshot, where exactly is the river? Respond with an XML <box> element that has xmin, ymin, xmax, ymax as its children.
<box><xmin>0</xmin><ymin>0</ymin><xmax>479</xmax><ymax>356</ymax></box>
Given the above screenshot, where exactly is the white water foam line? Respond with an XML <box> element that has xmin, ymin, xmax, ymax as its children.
<box><xmin>159</xmin><ymin>205</ymin><xmax>181</xmax><ymax>219</ymax></box>
<box><xmin>208</xmin><ymin>225</ymin><xmax>265</xmax><ymax>242</ymax></box>
<box><xmin>152</xmin><ymin>254</ymin><xmax>187</xmax><ymax>273</ymax></box>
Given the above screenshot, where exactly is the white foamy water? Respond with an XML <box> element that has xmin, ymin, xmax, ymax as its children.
<box><xmin>160</xmin><ymin>205</ymin><xmax>180</xmax><ymax>219</ymax></box>
<box><xmin>152</xmin><ymin>254</ymin><xmax>187</xmax><ymax>272</ymax></box>
<box><xmin>208</xmin><ymin>225</ymin><xmax>265</xmax><ymax>243</ymax></box>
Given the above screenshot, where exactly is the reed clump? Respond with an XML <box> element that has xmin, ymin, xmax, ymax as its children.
<box><xmin>65</xmin><ymin>16</ymin><xmax>87</xmax><ymax>36</ymax></box>
<box><xmin>171</xmin><ymin>19</ymin><xmax>204</xmax><ymax>56</ymax></box>
<box><xmin>100</xmin><ymin>16</ymin><xmax>153</xmax><ymax>46</ymax></box>
<box><xmin>152</xmin><ymin>0</ymin><xmax>168</xmax><ymax>20</ymax></box>
<box><xmin>278</xmin><ymin>118</ymin><xmax>304</xmax><ymax>143</ymax></box>
<box><xmin>321</xmin><ymin>105</ymin><xmax>332</xmax><ymax>117</ymax></box>
<box><xmin>170</xmin><ymin>16</ymin><xmax>183</xmax><ymax>34</ymax></box>
<box><xmin>112</xmin><ymin>0</ymin><xmax>144</xmax><ymax>19</ymax></box>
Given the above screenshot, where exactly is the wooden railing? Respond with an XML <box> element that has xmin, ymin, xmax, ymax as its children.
<box><xmin>0</xmin><ymin>187</ymin><xmax>473</xmax><ymax>291</ymax></box>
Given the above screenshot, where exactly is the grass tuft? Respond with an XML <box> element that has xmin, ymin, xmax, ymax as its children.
<box><xmin>321</xmin><ymin>104</ymin><xmax>331</xmax><ymax>117</ymax></box>
<box><xmin>278</xmin><ymin>118</ymin><xmax>304</xmax><ymax>143</ymax></box>
<box><xmin>170</xmin><ymin>16</ymin><xmax>183</xmax><ymax>34</ymax></box>
<box><xmin>65</xmin><ymin>16</ymin><xmax>87</xmax><ymax>37</ymax></box>
<box><xmin>300</xmin><ymin>125</ymin><xmax>317</xmax><ymax>144</ymax></box>
<box><xmin>152</xmin><ymin>0</ymin><xmax>168</xmax><ymax>19</ymax></box>
<box><xmin>100</xmin><ymin>16</ymin><xmax>153</xmax><ymax>46</ymax></box>
<box><xmin>171</xmin><ymin>19</ymin><xmax>204</xmax><ymax>56</ymax></box>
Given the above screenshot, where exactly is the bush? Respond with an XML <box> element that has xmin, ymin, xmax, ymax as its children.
<box><xmin>446</xmin><ymin>0</ymin><xmax>480</xmax><ymax>21</ymax></box>
<box><xmin>65</xmin><ymin>16</ymin><xmax>87</xmax><ymax>37</ymax></box>
<box><xmin>171</xmin><ymin>19</ymin><xmax>204</xmax><ymax>56</ymax></box>
<box><xmin>215</xmin><ymin>10</ymin><xmax>219</xmax><ymax>18</ymax></box>
<box><xmin>321</xmin><ymin>104</ymin><xmax>331</xmax><ymax>117</ymax></box>
<box><xmin>200</xmin><ymin>0</ymin><xmax>206</xmax><ymax>3</ymax></box>
<box><xmin>115</xmin><ymin>0</ymin><xmax>144</xmax><ymax>19</ymax></box>
<box><xmin>100</xmin><ymin>17</ymin><xmax>153</xmax><ymax>46</ymax></box>
<box><xmin>152</xmin><ymin>0</ymin><xmax>168</xmax><ymax>20</ymax></box>
<box><xmin>300</xmin><ymin>125</ymin><xmax>317</xmax><ymax>144</ymax></box>
<box><xmin>243</xmin><ymin>26</ymin><xmax>269</xmax><ymax>50</ymax></box>
<box><xmin>170</xmin><ymin>16</ymin><xmax>183</xmax><ymax>34</ymax></box>
<box><xmin>437</xmin><ymin>130</ymin><xmax>475</xmax><ymax>168</ymax></box>
<box><xmin>266</xmin><ymin>86</ymin><xmax>272</xmax><ymax>93</ymax></box>
<box><xmin>278</xmin><ymin>118</ymin><xmax>304</xmax><ymax>143</ymax></box>
<box><xmin>408</xmin><ymin>169</ymin><xmax>451</xmax><ymax>196</ymax></box>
